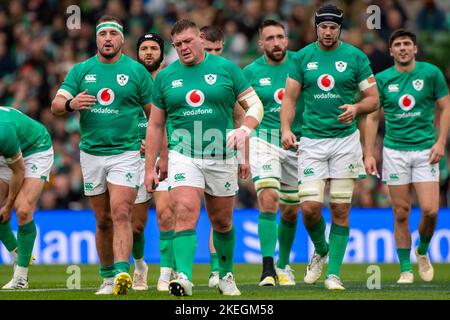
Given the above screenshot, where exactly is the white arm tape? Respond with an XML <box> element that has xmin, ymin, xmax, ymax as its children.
<box><xmin>239</xmin><ymin>90</ymin><xmax>264</xmax><ymax>123</ymax></box>
<box><xmin>358</xmin><ymin>75</ymin><xmax>376</xmax><ymax>92</ymax></box>
<box><xmin>5</xmin><ymin>152</ymin><xmax>22</xmax><ymax>165</ymax></box>
<box><xmin>56</xmin><ymin>89</ymin><xmax>74</xmax><ymax>100</ymax></box>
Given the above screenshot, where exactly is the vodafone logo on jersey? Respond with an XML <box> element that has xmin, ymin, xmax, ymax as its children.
<box><xmin>185</xmin><ymin>89</ymin><xmax>205</xmax><ymax>107</ymax></box>
<box><xmin>398</xmin><ymin>94</ymin><xmax>416</xmax><ymax>111</ymax></box>
<box><xmin>273</xmin><ymin>88</ymin><xmax>285</xmax><ymax>104</ymax></box>
<box><xmin>317</xmin><ymin>74</ymin><xmax>335</xmax><ymax>92</ymax></box>
<box><xmin>97</xmin><ymin>88</ymin><xmax>115</xmax><ymax>106</ymax></box>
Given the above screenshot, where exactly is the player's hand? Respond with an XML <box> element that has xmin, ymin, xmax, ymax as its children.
<box><xmin>144</xmin><ymin>169</ymin><xmax>159</xmax><ymax>193</ymax></box>
<box><xmin>0</xmin><ymin>206</ymin><xmax>13</xmax><ymax>224</ymax></box>
<box><xmin>71</xmin><ymin>89</ymin><xmax>96</xmax><ymax>111</ymax></box>
<box><xmin>155</xmin><ymin>155</ymin><xmax>168</xmax><ymax>182</ymax></box>
<box><xmin>281</xmin><ymin>130</ymin><xmax>297</xmax><ymax>150</ymax></box>
<box><xmin>139</xmin><ymin>140</ymin><xmax>146</xmax><ymax>155</ymax></box>
<box><xmin>364</xmin><ymin>155</ymin><xmax>379</xmax><ymax>179</ymax></box>
<box><xmin>338</xmin><ymin>104</ymin><xmax>357</xmax><ymax>124</ymax></box>
<box><xmin>226</xmin><ymin>128</ymin><xmax>248</xmax><ymax>151</ymax></box>
<box><xmin>429</xmin><ymin>142</ymin><xmax>444</xmax><ymax>164</ymax></box>
<box><xmin>238</xmin><ymin>163</ymin><xmax>250</xmax><ymax>179</ymax></box>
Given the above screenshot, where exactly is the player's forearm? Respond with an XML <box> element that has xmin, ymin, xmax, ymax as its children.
<box><xmin>145</xmin><ymin>126</ymin><xmax>163</xmax><ymax>171</ymax></box>
<box><xmin>233</xmin><ymin>103</ymin><xmax>246</xmax><ymax>128</ymax></box>
<box><xmin>354</xmin><ymin>95</ymin><xmax>379</xmax><ymax>115</ymax></box>
<box><xmin>51</xmin><ymin>95</ymin><xmax>68</xmax><ymax>116</ymax></box>
<box><xmin>436</xmin><ymin>97</ymin><xmax>450</xmax><ymax>147</ymax></box>
<box><xmin>363</xmin><ymin>111</ymin><xmax>379</xmax><ymax>157</ymax></box>
<box><xmin>280</xmin><ymin>100</ymin><xmax>295</xmax><ymax>133</ymax></box>
<box><xmin>159</xmin><ymin>130</ymin><xmax>169</xmax><ymax>159</ymax></box>
<box><xmin>5</xmin><ymin>166</ymin><xmax>25</xmax><ymax>210</ymax></box>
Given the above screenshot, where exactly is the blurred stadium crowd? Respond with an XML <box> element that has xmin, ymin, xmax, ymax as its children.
<box><xmin>0</xmin><ymin>0</ymin><xmax>449</xmax><ymax>210</ymax></box>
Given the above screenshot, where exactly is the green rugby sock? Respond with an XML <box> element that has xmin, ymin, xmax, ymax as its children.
<box><xmin>258</xmin><ymin>212</ymin><xmax>277</xmax><ymax>258</ymax></box>
<box><xmin>114</xmin><ymin>261</ymin><xmax>130</xmax><ymax>275</ymax></box>
<box><xmin>132</xmin><ymin>233</ymin><xmax>145</xmax><ymax>260</ymax></box>
<box><xmin>326</xmin><ymin>224</ymin><xmax>349</xmax><ymax>278</ymax></box>
<box><xmin>0</xmin><ymin>222</ymin><xmax>18</xmax><ymax>252</ymax></box>
<box><xmin>173</xmin><ymin>229</ymin><xmax>197</xmax><ymax>281</ymax></box>
<box><xmin>213</xmin><ymin>227</ymin><xmax>236</xmax><ymax>278</ymax></box>
<box><xmin>17</xmin><ymin>221</ymin><xmax>37</xmax><ymax>268</ymax></box>
<box><xmin>305</xmin><ymin>216</ymin><xmax>328</xmax><ymax>257</ymax></box>
<box><xmin>277</xmin><ymin>218</ymin><xmax>297</xmax><ymax>269</ymax></box>
<box><xmin>397</xmin><ymin>248</ymin><xmax>412</xmax><ymax>272</ymax></box>
<box><xmin>210</xmin><ymin>252</ymin><xmax>219</xmax><ymax>273</ymax></box>
<box><xmin>417</xmin><ymin>235</ymin><xmax>432</xmax><ymax>255</ymax></box>
<box><xmin>99</xmin><ymin>265</ymin><xmax>115</xmax><ymax>279</ymax></box>
<box><xmin>159</xmin><ymin>230</ymin><xmax>175</xmax><ymax>269</ymax></box>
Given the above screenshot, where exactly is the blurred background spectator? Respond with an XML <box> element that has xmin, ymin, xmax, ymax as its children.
<box><xmin>0</xmin><ymin>0</ymin><xmax>449</xmax><ymax>210</ymax></box>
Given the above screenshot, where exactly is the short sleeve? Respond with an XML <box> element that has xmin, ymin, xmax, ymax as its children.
<box><xmin>227</xmin><ymin>61</ymin><xmax>251</xmax><ymax>97</ymax></box>
<box><xmin>375</xmin><ymin>74</ymin><xmax>385</xmax><ymax>108</ymax></box>
<box><xmin>0</xmin><ymin>123</ymin><xmax>21</xmax><ymax>158</ymax></box>
<box><xmin>137</xmin><ymin>65</ymin><xmax>154</xmax><ymax>106</ymax></box>
<box><xmin>433</xmin><ymin>66</ymin><xmax>449</xmax><ymax>101</ymax></box>
<box><xmin>151</xmin><ymin>73</ymin><xmax>165</xmax><ymax>110</ymax></box>
<box><xmin>59</xmin><ymin>64</ymin><xmax>81</xmax><ymax>98</ymax></box>
<box><xmin>288</xmin><ymin>51</ymin><xmax>303</xmax><ymax>84</ymax></box>
<box><xmin>355</xmin><ymin>51</ymin><xmax>374</xmax><ymax>84</ymax></box>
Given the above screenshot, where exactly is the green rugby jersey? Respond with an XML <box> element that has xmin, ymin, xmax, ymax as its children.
<box><xmin>0</xmin><ymin>107</ymin><xmax>52</xmax><ymax>158</ymax></box>
<box><xmin>289</xmin><ymin>41</ymin><xmax>373</xmax><ymax>139</ymax></box>
<box><xmin>58</xmin><ymin>54</ymin><xmax>153</xmax><ymax>156</ymax></box>
<box><xmin>243</xmin><ymin>51</ymin><xmax>304</xmax><ymax>148</ymax></box>
<box><xmin>376</xmin><ymin>61</ymin><xmax>449</xmax><ymax>151</ymax></box>
<box><xmin>151</xmin><ymin>53</ymin><xmax>251</xmax><ymax>159</ymax></box>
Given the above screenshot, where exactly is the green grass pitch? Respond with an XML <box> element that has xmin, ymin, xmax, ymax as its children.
<box><xmin>0</xmin><ymin>263</ymin><xmax>449</xmax><ymax>300</ymax></box>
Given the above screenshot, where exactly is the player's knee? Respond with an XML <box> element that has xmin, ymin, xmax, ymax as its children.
<box><xmin>212</xmin><ymin>214</ymin><xmax>232</xmax><ymax>232</ymax></box>
<box><xmin>393</xmin><ymin>205</ymin><xmax>410</xmax><ymax>224</ymax></box>
<box><xmin>258</xmin><ymin>188</ymin><xmax>279</xmax><ymax>212</ymax></box>
<box><xmin>330</xmin><ymin>202</ymin><xmax>350</xmax><ymax>222</ymax></box>
<box><xmin>111</xmin><ymin>204</ymin><xmax>131</xmax><ymax>224</ymax></box>
<box><xmin>298</xmin><ymin>180</ymin><xmax>325</xmax><ymax>204</ymax></box>
<box><xmin>422</xmin><ymin>206</ymin><xmax>438</xmax><ymax>220</ymax></box>
<box><xmin>15</xmin><ymin>200</ymin><xmax>34</xmax><ymax>223</ymax></box>
<box><xmin>281</xmin><ymin>204</ymin><xmax>299</xmax><ymax>222</ymax></box>
<box><xmin>158</xmin><ymin>207</ymin><xmax>175</xmax><ymax>230</ymax></box>
<box><xmin>329</xmin><ymin>179</ymin><xmax>354</xmax><ymax>204</ymax></box>
<box><xmin>96</xmin><ymin>218</ymin><xmax>113</xmax><ymax>231</ymax></box>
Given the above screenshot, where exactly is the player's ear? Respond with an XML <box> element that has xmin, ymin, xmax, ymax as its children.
<box><xmin>258</xmin><ymin>38</ymin><xmax>263</xmax><ymax>51</ymax></box>
<box><xmin>200</xmin><ymin>32</ymin><xmax>206</xmax><ymax>41</ymax></box>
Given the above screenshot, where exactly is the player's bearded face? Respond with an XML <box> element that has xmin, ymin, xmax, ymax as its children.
<box><xmin>317</xmin><ymin>23</ymin><xmax>340</xmax><ymax>48</ymax></box>
<box><xmin>172</xmin><ymin>28</ymin><xmax>204</xmax><ymax>66</ymax></box>
<box><xmin>390</xmin><ymin>37</ymin><xmax>417</xmax><ymax>66</ymax></box>
<box><xmin>260</xmin><ymin>26</ymin><xmax>288</xmax><ymax>62</ymax></box>
<box><xmin>97</xmin><ymin>28</ymin><xmax>123</xmax><ymax>59</ymax></box>
<box><xmin>138</xmin><ymin>40</ymin><xmax>163</xmax><ymax>72</ymax></box>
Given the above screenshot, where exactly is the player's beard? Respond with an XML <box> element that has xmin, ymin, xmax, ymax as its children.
<box><xmin>138</xmin><ymin>56</ymin><xmax>163</xmax><ymax>73</ymax></box>
<box><xmin>266</xmin><ymin>47</ymin><xmax>286</xmax><ymax>62</ymax></box>
<box><xmin>98</xmin><ymin>44</ymin><xmax>121</xmax><ymax>60</ymax></box>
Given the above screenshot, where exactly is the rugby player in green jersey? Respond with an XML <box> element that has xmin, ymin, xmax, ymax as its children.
<box><xmin>281</xmin><ymin>4</ymin><xmax>379</xmax><ymax>290</ymax></box>
<box><xmin>200</xmin><ymin>24</ymin><xmax>248</xmax><ymax>289</ymax></box>
<box><xmin>132</xmin><ymin>32</ymin><xmax>174</xmax><ymax>291</ymax></box>
<box><xmin>145</xmin><ymin>19</ymin><xmax>262</xmax><ymax>296</ymax></box>
<box><xmin>364</xmin><ymin>29</ymin><xmax>450</xmax><ymax>284</ymax></box>
<box><xmin>0</xmin><ymin>107</ymin><xmax>53</xmax><ymax>289</ymax></box>
<box><xmin>51</xmin><ymin>16</ymin><xmax>153</xmax><ymax>295</ymax></box>
<box><xmin>243</xmin><ymin>20</ymin><xmax>303</xmax><ymax>286</ymax></box>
